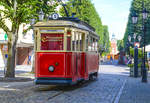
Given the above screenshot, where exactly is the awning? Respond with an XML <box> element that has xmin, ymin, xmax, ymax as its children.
<box><xmin>17</xmin><ymin>39</ymin><xmax>34</xmax><ymax>47</ymax></box>
<box><xmin>145</xmin><ymin>45</ymin><xmax>150</xmax><ymax>52</ymax></box>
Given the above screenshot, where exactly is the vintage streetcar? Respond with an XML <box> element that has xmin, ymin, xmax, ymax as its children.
<box><xmin>33</xmin><ymin>17</ymin><xmax>100</xmax><ymax>85</ymax></box>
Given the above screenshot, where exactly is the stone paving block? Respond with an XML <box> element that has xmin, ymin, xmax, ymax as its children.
<box><xmin>0</xmin><ymin>65</ymin><xmax>142</xmax><ymax>103</ymax></box>
<box><xmin>119</xmin><ymin>77</ymin><xmax>150</xmax><ymax>103</ymax></box>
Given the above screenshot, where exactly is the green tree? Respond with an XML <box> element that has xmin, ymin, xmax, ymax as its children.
<box><xmin>123</xmin><ymin>0</ymin><xmax>150</xmax><ymax>48</ymax></box>
<box><xmin>0</xmin><ymin>0</ymin><xmax>57</xmax><ymax>78</ymax></box>
<box><xmin>102</xmin><ymin>25</ymin><xmax>110</xmax><ymax>54</ymax></box>
<box><xmin>130</xmin><ymin>47</ymin><xmax>143</xmax><ymax>58</ymax></box>
<box><xmin>117</xmin><ymin>40</ymin><xmax>124</xmax><ymax>52</ymax></box>
<box><xmin>59</xmin><ymin>0</ymin><xmax>110</xmax><ymax>54</ymax></box>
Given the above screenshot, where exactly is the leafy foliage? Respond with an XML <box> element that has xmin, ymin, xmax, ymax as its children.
<box><xmin>0</xmin><ymin>0</ymin><xmax>57</xmax><ymax>33</ymax></box>
<box><xmin>59</xmin><ymin>0</ymin><xmax>110</xmax><ymax>54</ymax></box>
<box><xmin>117</xmin><ymin>40</ymin><xmax>124</xmax><ymax>52</ymax></box>
<box><xmin>130</xmin><ymin>47</ymin><xmax>143</xmax><ymax>58</ymax></box>
<box><xmin>0</xmin><ymin>0</ymin><xmax>57</xmax><ymax>77</ymax></box>
<box><xmin>123</xmin><ymin>0</ymin><xmax>150</xmax><ymax>48</ymax></box>
<box><xmin>102</xmin><ymin>25</ymin><xmax>110</xmax><ymax>54</ymax></box>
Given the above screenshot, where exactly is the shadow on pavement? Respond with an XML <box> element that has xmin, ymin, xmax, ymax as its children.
<box><xmin>34</xmin><ymin>79</ymin><xmax>97</xmax><ymax>92</ymax></box>
<box><xmin>0</xmin><ymin>77</ymin><xmax>34</xmax><ymax>82</ymax></box>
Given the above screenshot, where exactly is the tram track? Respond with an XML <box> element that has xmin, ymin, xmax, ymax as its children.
<box><xmin>47</xmin><ymin>91</ymin><xmax>64</xmax><ymax>100</ymax></box>
<box><xmin>0</xmin><ymin>78</ymin><xmax>97</xmax><ymax>102</ymax></box>
<box><xmin>46</xmin><ymin>79</ymin><xmax>97</xmax><ymax>100</ymax></box>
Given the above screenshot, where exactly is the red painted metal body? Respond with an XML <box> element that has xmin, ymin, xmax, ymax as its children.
<box><xmin>35</xmin><ymin>52</ymin><xmax>99</xmax><ymax>85</ymax></box>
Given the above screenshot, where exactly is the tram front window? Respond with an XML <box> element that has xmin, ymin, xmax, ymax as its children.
<box><xmin>40</xmin><ymin>33</ymin><xmax>64</xmax><ymax>50</ymax></box>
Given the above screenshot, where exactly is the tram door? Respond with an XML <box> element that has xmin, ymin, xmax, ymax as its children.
<box><xmin>73</xmin><ymin>31</ymin><xmax>86</xmax><ymax>80</ymax></box>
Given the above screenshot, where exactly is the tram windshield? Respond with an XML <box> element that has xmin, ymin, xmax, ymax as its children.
<box><xmin>40</xmin><ymin>33</ymin><xmax>64</xmax><ymax>50</ymax></box>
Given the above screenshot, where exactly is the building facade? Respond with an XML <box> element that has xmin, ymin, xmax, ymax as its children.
<box><xmin>110</xmin><ymin>34</ymin><xmax>118</xmax><ymax>59</ymax></box>
<box><xmin>0</xmin><ymin>6</ymin><xmax>34</xmax><ymax>67</ymax></box>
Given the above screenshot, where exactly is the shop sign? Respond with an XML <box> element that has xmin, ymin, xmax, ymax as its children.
<box><xmin>2</xmin><ymin>45</ymin><xmax>8</xmax><ymax>51</ymax></box>
<box><xmin>0</xmin><ymin>33</ymin><xmax>8</xmax><ymax>41</ymax></box>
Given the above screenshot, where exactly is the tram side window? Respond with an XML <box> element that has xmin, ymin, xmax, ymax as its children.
<box><xmin>88</xmin><ymin>36</ymin><xmax>92</xmax><ymax>51</ymax></box>
<box><xmin>40</xmin><ymin>33</ymin><xmax>64</xmax><ymax>50</ymax></box>
<box><xmin>78</xmin><ymin>34</ymin><xmax>81</xmax><ymax>51</ymax></box>
<box><xmin>91</xmin><ymin>38</ymin><xmax>94</xmax><ymax>51</ymax></box>
<box><xmin>80</xmin><ymin>34</ymin><xmax>83</xmax><ymax>51</ymax></box>
<box><xmin>86</xmin><ymin>36</ymin><xmax>88</xmax><ymax>51</ymax></box>
<box><xmin>92</xmin><ymin>38</ymin><xmax>96</xmax><ymax>51</ymax></box>
<box><xmin>67</xmin><ymin>31</ymin><xmax>71</xmax><ymax>51</ymax></box>
<box><xmin>77</xmin><ymin>33</ymin><xmax>83</xmax><ymax>51</ymax></box>
<box><xmin>92</xmin><ymin>39</ymin><xmax>98</xmax><ymax>52</ymax></box>
<box><xmin>88</xmin><ymin>36</ymin><xmax>90</xmax><ymax>51</ymax></box>
<box><xmin>35</xmin><ymin>31</ymin><xmax>38</xmax><ymax>51</ymax></box>
<box><xmin>76</xmin><ymin>33</ymin><xmax>79</xmax><ymax>51</ymax></box>
<box><xmin>72</xmin><ymin>32</ymin><xmax>84</xmax><ymax>51</ymax></box>
<box><xmin>72</xmin><ymin>32</ymin><xmax>76</xmax><ymax>51</ymax></box>
<box><xmin>95</xmin><ymin>40</ymin><xmax>98</xmax><ymax>52</ymax></box>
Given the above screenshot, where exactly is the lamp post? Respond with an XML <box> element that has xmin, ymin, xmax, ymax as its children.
<box><xmin>128</xmin><ymin>34</ymin><xmax>142</xmax><ymax>77</ymax></box>
<box><xmin>128</xmin><ymin>34</ymin><xmax>138</xmax><ymax>77</ymax></box>
<box><xmin>131</xmin><ymin>11</ymin><xmax>138</xmax><ymax>77</ymax></box>
<box><xmin>142</xmin><ymin>2</ymin><xmax>148</xmax><ymax>82</ymax></box>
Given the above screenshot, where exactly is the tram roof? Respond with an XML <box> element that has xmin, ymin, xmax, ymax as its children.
<box><xmin>34</xmin><ymin>19</ymin><xmax>99</xmax><ymax>39</ymax></box>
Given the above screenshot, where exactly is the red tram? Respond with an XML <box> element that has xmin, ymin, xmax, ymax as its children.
<box><xmin>33</xmin><ymin>19</ymin><xmax>99</xmax><ymax>85</ymax></box>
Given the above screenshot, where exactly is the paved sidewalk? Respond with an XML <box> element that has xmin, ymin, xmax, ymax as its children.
<box><xmin>0</xmin><ymin>65</ymin><xmax>33</xmax><ymax>77</ymax></box>
<box><xmin>0</xmin><ymin>65</ymin><xmax>34</xmax><ymax>82</ymax></box>
<box><xmin>100</xmin><ymin>64</ymin><xmax>150</xmax><ymax>103</ymax></box>
<box><xmin>0</xmin><ymin>64</ymin><xmax>150</xmax><ymax>103</ymax></box>
<box><xmin>119</xmin><ymin>75</ymin><xmax>150</xmax><ymax>103</ymax></box>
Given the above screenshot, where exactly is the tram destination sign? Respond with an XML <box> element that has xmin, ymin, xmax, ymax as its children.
<box><xmin>40</xmin><ymin>30</ymin><xmax>64</xmax><ymax>33</ymax></box>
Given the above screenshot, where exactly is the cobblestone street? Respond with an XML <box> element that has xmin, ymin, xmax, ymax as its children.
<box><xmin>0</xmin><ymin>65</ymin><xmax>150</xmax><ymax>103</ymax></box>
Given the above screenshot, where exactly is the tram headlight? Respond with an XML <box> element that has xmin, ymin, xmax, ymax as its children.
<box><xmin>48</xmin><ymin>66</ymin><xmax>55</xmax><ymax>72</ymax></box>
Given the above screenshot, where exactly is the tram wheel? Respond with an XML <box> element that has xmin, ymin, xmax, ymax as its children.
<box><xmin>89</xmin><ymin>72</ymin><xmax>98</xmax><ymax>81</ymax></box>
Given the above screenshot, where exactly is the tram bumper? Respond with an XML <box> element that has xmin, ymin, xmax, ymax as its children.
<box><xmin>34</xmin><ymin>78</ymin><xmax>74</xmax><ymax>85</ymax></box>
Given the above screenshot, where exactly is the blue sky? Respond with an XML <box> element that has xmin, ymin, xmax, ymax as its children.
<box><xmin>92</xmin><ymin>0</ymin><xmax>132</xmax><ymax>40</ymax></box>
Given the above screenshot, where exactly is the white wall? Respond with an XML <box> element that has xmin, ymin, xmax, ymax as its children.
<box><xmin>0</xmin><ymin>50</ymin><xmax>4</xmax><ymax>68</ymax></box>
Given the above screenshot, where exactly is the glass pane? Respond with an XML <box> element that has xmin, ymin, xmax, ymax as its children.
<box><xmin>67</xmin><ymin>37</ymin><xmax>71</xmax><ymax>51</ymax></box>
<box><xmin>76</xmin><ymin>34</ymin><xmax>79</xmax><ymax>51</ymax></box>
<box><xmin>40</xmin><ymin>33</ymin><xmax>64</xmax><ymax>50</ymax></box>
<box><xmin>86</xmin><ymin>36</ymin><xmax>88</xmax><ymax>51</ymax></box>
<box><xmin>72</xmin><ymin>33</ymin><xmax>76</xmax><ymax>51</ymax></box>
<box><xmin>67</xmin><ymin>31</ymin><xmax>71</xmax><ymax>51</ymax></box>
<box><xmin>80</xmin><ymin>35</ymin><xmax>82</xmax><ymax>51</ymax></box>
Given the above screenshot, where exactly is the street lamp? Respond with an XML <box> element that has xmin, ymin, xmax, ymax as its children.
<box><xmin>128</xmin><ymin>35</ymin><xmax>131</xmax><ymax>42</ymax></box>
<box><xmin>131</xmin><ymin>11</ymin><xmax>138</xmax><ymax>45</ymax></box>
<box><xmin>129</xmin><ymin>11</ymin><xmax>139</xmax><ymax>77</ymax></box>
<box><xmin>132</xmin><ymin>12</ymin><xmax>138</xmax><ymax>24</ymax></box>
<box><xmin>39</xmin><ymin>9</ymin><xmax>44</xmax><ymax>21</ymax></box>
<box><xmin>142</xmin><ymin>8</ymin><xmax>148</xmax><ymax>19</ymax></box>
<box><xmin>128</xmin><ymin>33</ymin><xmax>139</xmax><ymax>77</ymax></box>
<box><xmin>142</xmin><ymin>4</ymin><xmax>148</xmax><ymax>83</ymax></box>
